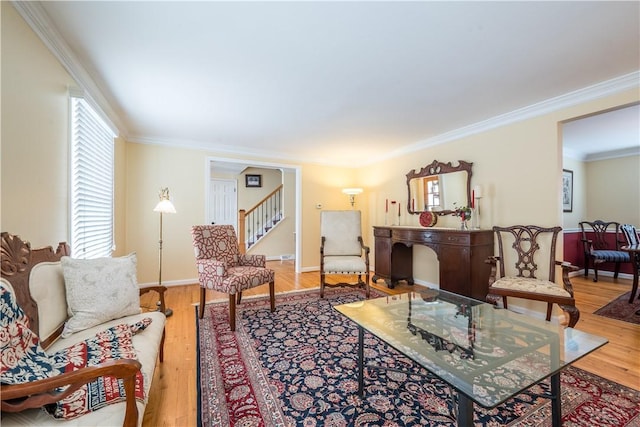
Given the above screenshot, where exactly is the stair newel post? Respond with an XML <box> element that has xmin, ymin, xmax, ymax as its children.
<box><xmin>239</xmin><ymin>209</ymin><xmax>247</xmax><ymax>255</ymax></box>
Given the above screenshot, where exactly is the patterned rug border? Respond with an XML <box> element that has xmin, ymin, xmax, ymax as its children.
<box><xmin>194</xmin><ymin>286</ymin><xmax>333</xmax><ymax>307</ymax></box>
<box><xmin>196</xmin><ymin>287</ymin><xmax>640</xmax><ymax>426</ymax></box>
<box><xmin>593</xmin><ymin>291</ymin><xmax>640</xmax><ymax>325</ymax></box>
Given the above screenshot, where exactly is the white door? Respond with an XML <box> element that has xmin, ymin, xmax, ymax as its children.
<box><xmin>209</xmin><ymin>179</ymin><xmax>238</xmax><ymax>229</ymax></box>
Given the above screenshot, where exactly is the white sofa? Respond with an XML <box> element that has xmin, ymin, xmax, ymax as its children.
<box><xmin>1</xmin><ymin>233</ymin><xmax>166</xmax><ymax>427</ymax></box>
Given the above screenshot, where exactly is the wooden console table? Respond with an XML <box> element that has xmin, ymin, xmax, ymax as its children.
<box><xmin>372</xmin><ymin>226</ymin><xmax>494</xmax><ymax>300</ymax></box>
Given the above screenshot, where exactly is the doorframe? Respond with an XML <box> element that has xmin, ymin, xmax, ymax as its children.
<box><xmin>205</xmin><ymin>156</ymin><xmax>302</xmax><ymax>273</ymax></box>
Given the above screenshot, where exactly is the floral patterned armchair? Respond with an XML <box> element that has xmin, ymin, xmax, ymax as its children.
<box><xmin>191</xmin><ymin>225</ymin><xmax>275</xmax><ymax>331</ymax></box>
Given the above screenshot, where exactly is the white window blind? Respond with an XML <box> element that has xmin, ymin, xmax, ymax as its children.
<box><xmin>70</xmin><ymin>96</ymin><xmax>115</xmax><ymax>259</ymax></box>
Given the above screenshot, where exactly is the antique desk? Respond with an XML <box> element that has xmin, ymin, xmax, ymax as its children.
<box><xmin>372</xmin><ymin>226</ymin><xmax>494</xmax><ymax>300</ymax></box>
<box><xmin>335</xmin><ymin>290</ymin><xmax>608</xmax><ymax>427</ymax></box>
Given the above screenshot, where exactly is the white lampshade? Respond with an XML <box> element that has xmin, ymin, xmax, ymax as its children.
<box><xmin>154</xmin><ymin>199</ymin><xmax>176</xmax><ymax>214</ymax></box>
<box><xmin>342</xmin><ymin>188</ymin><xmax>363</xmax><ymax>195</ymax></box>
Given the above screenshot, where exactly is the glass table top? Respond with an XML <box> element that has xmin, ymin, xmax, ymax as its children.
<box><xmin>334</xmin><ymin>289</ymin><xmax>608</xmax><ymax>408</ymax></box>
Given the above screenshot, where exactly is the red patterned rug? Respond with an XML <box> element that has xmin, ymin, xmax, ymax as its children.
<box><xmin>197</xmin><ymin>288</ymin><xmax>640</xmax><ymax>426</ymax></box>
<box><xmin>594</xmin><ymin>291</ymin><xmax>640</xmax><ymax>325</ymax></box>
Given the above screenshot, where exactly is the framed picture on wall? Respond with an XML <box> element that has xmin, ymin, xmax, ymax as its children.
<box><xmin>562</xmin><ymin>169</ymin><xmax>573</xmax><ymax>212</ymax></box>
<box><xmin>246</xmin><ymin>174</ymin><xmax>262</xmax><ymax>188</ymax></box>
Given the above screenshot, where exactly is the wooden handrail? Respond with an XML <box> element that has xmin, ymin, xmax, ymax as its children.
<box><xmin>243</xmin><ymin>184</ymin><xmax>283</xmax><ymax>217</ymax></box>
<box><xmin>238</xmin><ymin>184</ymin><xmax>284</xmax><ymax>254</ymax></box>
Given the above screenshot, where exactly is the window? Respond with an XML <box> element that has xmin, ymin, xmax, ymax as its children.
<box><xmin>70</xmin><ymin>95</ymin><xmax>116</xmax><ymax>259</ymax></box>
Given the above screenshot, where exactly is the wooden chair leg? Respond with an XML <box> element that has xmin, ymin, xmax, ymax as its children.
<box><xmin>594</xmin><ymin>265</ymin><xmax>599</xmax><ymax>282</ymax></box>
<box><xmin>199</xmin><ymin>288</ymin><xmax>206</xmax><ymax>319</ymax></box>
<box><xmin>561</xmin><ymin>304</ymin><xmax>580</xmax><ymax>328</ymax></box>
<box><xmin>545</xmin><ymin>303</ymin><xmax>553</xmax><ymax>321</ymax></box>
<box><xmin>269</xmin><ymin>281</ymin><xmax>275</xmax><ymax>312</ymax></box>
<box><xmin>237</xmin><ymin>291</ymin><xmax>242</xmax><ymax>304</ymax></box>
<box><xmin>614</xmin><ymin>262</ymin><xmax>620</xmax><ymax>279</ymax></box>
<box><xmin>320</xmin><ymin>273</ymin><xmax>325</xmax><ymax>298</ymax></box>
<box><xmin>365</xmin><ymin>272</ymin><xmax>370</xmax><ymax>299</ymax></box>
<box><xmin>229</xmin><ymin>294</ymin><xmax>236</xmax><ymax>331</ymax></box>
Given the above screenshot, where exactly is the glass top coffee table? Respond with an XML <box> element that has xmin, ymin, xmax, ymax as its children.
<box><xmin>335</xmin><ymin>289</ymin><xmax>608</xmax><ymax>426</ymax></box>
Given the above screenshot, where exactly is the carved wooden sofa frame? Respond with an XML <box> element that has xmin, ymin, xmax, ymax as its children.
<box><xmin>1</xmin><ymin>232</ymin><xmax>167</xmax><ymax>427</ymax></box>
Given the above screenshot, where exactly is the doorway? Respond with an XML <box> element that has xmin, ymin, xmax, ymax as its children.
<box><xmin>206</xmin><ymin>156</ymin><xmax>302</xmax><ymax>273</ymax></box>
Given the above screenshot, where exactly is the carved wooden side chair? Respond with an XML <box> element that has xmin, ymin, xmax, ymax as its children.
<box><xmin>621</xmin><ymin>223</ymin><xmax>639</xmax><ymax>247</ymax></box>
<box><xmin>320</xmin><ymin>210</ymin><xmax>370</xmax><ymax>298</ymax></box>
<box><xmin>579</xmin><ymin>220</ymin><xmax>630</xmax><ymax>282</ymax></box>
<box><xmin>486</xmin><ymin>225</ymin><xmax>580</xmax><ymax>328</ymax></box>
<box><xmin>191</xmin><ymin>225</ymin><xmax>275</xmax><ymax>331</ymax></box>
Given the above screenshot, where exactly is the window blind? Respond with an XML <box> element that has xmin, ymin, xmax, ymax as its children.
<box><xmin>70</xmin><ymin>96</ymin><xmax>115</xmax><ymax>259</ymax></box>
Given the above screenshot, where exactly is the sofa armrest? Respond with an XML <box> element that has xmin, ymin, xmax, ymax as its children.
<box><xmin>1</xmin><ymin>359</ymin><xmax>141</xmax><ymax>427</ymax></box>
<box><xmin>139</xmin><ymin>285</ymin><xmax>168</xmax><ymax>314</ymax></box>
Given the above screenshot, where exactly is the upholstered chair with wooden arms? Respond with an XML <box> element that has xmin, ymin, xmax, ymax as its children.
<box><xmin>621</xmin><ymin>223</ymin><xmax>639</xmax><ymax>247</ymax></box>
<box><xmin>579</xmin><ymin>220</ymin><xmax>630</xmax><ymax>282</ymax></box>
<box><xmin>191</xmin><ymin>225</ymin><xmax>275</xmax><ymax>331</ymax></box>
<box><xmin>486</xmin><ymin>225</ymin><xmax>580</xmax><ymax>328</ymax></box>
<box><xmin>320</xmin><ymin>210</ymin><xmax>370</xmax><ymax>298</ymax></box>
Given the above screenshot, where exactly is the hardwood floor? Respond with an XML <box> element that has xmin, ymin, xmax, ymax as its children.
<box><xmin>140</xmin><ymin>261</ymin><xmax>640</xmax><ymax>426</ymax></box>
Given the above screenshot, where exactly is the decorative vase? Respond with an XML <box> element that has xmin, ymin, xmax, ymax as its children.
<box><xmin>461</xmin><ymin>219</ymin><xmax>469</xmax><ymax>230</ymax></box>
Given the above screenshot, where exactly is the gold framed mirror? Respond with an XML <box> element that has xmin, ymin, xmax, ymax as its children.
<box><xmin>406</xmin><ymin>160</ymin><xmax>473</xmax><ymax>215</ymax></box>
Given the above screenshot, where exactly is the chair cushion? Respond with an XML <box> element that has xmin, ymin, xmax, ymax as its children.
<box><xmin>192</xmin><ymin>225</ymin><xmax>240</xmax><ymax>267</ymax></box>
<box><xmin>323</xmin><ymin>256</ymin><xmax>367</xmax><ymax>274</ymax></box>
<box><xmin>197</xmin><ymin>264</ymin><xmax>274</xmax><ymax>294</ymax></box>
<box><xmin>321</xmin><ymin>211</ymin><xmax>363</xmax><ymax>256</ymax></box>
<box><xmin>590</xmin><ymin>250</ymin><xmax>630</xmax><ymax>262</ymax></box>
<box><xmin>490</xmin><ymin>277</ymin><xmax>571</xmax><ymax>297</ymax></box>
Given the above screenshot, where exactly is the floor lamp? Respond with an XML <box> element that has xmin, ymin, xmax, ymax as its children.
<box><xmin>154</xmin><ymin>187</ymin><xmax>176</xmax><ymax>317</ymax></box>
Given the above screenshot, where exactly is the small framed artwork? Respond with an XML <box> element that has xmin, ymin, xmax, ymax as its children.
<box><xmin>245</xmin><ymin>174</ymin><xmax>262</xmax><ymax>188</ymax></box>
<box><xmin>562</xmin><ymin>169</ymin><xmax>573</xmax><ymax>212</ymax></box>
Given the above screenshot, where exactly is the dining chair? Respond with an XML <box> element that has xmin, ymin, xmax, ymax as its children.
<box><xmin>579</xmin><ymin>220</ymin><xmax>630</xmax><ymax>282</ymax></box>
<box><xmin>486</xmin><ymin>225</ymin><xmax>580</xmax><ymax>327</ymax></box>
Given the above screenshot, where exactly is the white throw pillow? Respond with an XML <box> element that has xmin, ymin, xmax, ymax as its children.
<box><xmin>61</xmin><ymin>253</ymin><xmax>141</xmax><ymax>338</ymax></box>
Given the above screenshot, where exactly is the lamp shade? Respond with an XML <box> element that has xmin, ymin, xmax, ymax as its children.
<box><xmin>342</xmin><ymin>188</ymin><xmax>363</xmax><ymax>195</ymax></box>
<box><xmin>154</xmin><ymin>199</ymin><xmax>176</xmax><ymax>214</ymax></box>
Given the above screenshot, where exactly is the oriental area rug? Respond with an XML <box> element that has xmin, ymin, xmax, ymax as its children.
<box><xmin>196</xmin><ymin>288</ymin><xmax>640</xmax><ymax>426</ymax></box>
<box><xmin>593</xmin><ymin>291</ymin><xmax>640</xmax><ymax>325</ymax></box>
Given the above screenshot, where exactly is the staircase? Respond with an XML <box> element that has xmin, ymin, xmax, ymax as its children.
<box><xmin>239</xmin><ymin>184</ymin><xmax>284</xmax><ymax>252</ymax></box>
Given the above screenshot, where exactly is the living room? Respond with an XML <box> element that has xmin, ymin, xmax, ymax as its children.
<box><xmin>2</xmin><ymin>1</ymin><xmax>639</xmax><ymax>426</ymax></box>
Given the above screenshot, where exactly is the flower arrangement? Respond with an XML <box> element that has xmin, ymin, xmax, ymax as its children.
<box><xmin>453</xmin><ymin>203</ymin><xmax>472</xmax><ymax>221</ymax></box>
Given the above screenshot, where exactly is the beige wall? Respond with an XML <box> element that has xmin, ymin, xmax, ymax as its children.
<box><xmin>585</xmin><ymin>155</ymin><xmax>640</xmax><ymax>226</ymax></box>
<box><xmin>2</xmin><ymin>1</ymin><xmax>639</xmax><ymax>321</ymax></box>
<box><xmin>1</xmin><ymin>3</ymin><xmax>76</xmax><ymax>246</ymax></box>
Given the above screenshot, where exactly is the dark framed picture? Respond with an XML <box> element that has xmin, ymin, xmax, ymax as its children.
<box><xmin>562</xmin><ymin>169</ymin><xmax>573</xmax><ymax>212</ymax></box>
<box><xmin>245</xmin><ymin>174</ymin><xmax>262</xmax><ymax>188</ymax></box>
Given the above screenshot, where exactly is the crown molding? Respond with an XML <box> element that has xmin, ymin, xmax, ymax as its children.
<box><xmin>584</xmin><ymin>146</ymin><xmax>640</xmax><ymax>162</ymax></box>
<box><xmin>383</xmin><ymin>71</ymin><xmax>640</xmax><ymax>163</ymax></box>
<box><xmin>12</xmin><ymin>0</ymin><xmax>638</xmax><ymax>167</ymax></box>
<box><xmin>12</xmin><ymin>1</ymin><xmax>126</xmax><ymax>138</ymax></box>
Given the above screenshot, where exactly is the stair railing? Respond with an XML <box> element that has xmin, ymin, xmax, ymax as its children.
<box><xmin>239</xmin><ymin>184</ymin><xmax>283</xmax><ymax>253</ymax></box>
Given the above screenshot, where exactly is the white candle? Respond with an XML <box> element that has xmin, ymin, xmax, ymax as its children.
<box><xmin>473</xmin><ymin>185</ymin><xmax>483</xmax><ymax>198</ymax></box>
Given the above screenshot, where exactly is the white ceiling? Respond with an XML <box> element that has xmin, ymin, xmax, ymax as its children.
<box><xmin>21</xmin><ymin>1</ymin><xmax>640</xmax><ymax>166</ymax></box>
